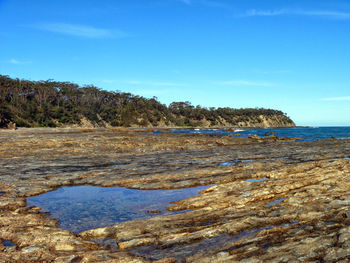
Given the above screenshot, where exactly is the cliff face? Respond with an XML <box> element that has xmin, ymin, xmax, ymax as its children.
<box><xmin>0</xmin><ymin>75</ymin><xmax>295</xmax><ymax>128</ymax></box>
<box><xmin>170</xmin><ymin>114</ymin><xmax>295</xmax><ymax>128</ymax></box>
<box><xmin>234</xmin><ymin>114</ymin><xmax>295</xmax><ymax>128</ymax></box>
<box><xmin>77</xmin><ymin>114</ymin><xmax>295</xmax><ymax>129</ymax></box>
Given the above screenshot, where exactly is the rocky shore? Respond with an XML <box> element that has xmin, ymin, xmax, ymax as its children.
<box><xmin>1</xmin><ymin>128</ymin><xmax>350</xmax><ymax>262</ymax></box>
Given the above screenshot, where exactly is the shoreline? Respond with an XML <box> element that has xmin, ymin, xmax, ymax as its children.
<box><xmin>0</xmin><ymin>125</ymin><xmax>318</xmax><ymax>132</ymax></box>
<box><xmin>1</xmin><ymin>128</ymin><xmax>350</xmax><ymax>262</ymax></box>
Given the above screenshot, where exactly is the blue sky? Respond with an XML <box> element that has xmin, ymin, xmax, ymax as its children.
<box><xmin>1</xmin><ymin>0</ymin><xmax>349</xmax><ymax>126</ymax></box>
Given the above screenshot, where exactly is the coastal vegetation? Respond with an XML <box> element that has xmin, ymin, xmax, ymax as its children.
<box><xmin>0</xmin><ymin>75</ymin><xmax>295</xmax><ymax>128</ymax></box>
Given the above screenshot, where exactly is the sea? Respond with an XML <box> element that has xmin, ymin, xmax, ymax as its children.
<box><xmin>150</xmin><ymin>127</ymin><xmax>350</xmax><ymax>142</ymax></box>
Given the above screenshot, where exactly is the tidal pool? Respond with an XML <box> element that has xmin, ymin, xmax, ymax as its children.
<box><xmin>27</xmin><ymin>185</ymin><xmax>210</xmax><ymax>234</ymax></box>
<box><xmin>266</xmin><ymin>198</ymin><xmax>287</xmax><ymax>207</ymax></box>
<box><xmin>245</xmin><ymin>178</ymin><xmax>267</xmax><ymax>183</ymax></box>
<box><xmin>219</xmin><ymin>159</ymin><xmax>252</xmax><ymax>166</ymax></box>
<box><xmin>1</xmin><ymin>239</ymin><xmax>16</xmax><ymax>247</ymax></box>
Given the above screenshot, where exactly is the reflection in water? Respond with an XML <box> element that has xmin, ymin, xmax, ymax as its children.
<box><xmin>266</xmin><ymin>198</ymin><xmax>287</xmax><ymax>207</ymax></box>
<box><xmin>220</xmin><ymin>159</ymin><xmax>252</xmax><ymax>166</ymax></box>
<box><xmin>27</xmin><ymin>185</ymin><xmax>211</xmax><ymax>234</ymax></box>
<box><xmin>1</xmin><ymin>239</ymin><xmax>16</xmax><ymax>247</ymax></box>
<box><xmin>328</xmin><ymin>157</ymin><xmax>350</xmax><ymax>162</ymax></box>
<box><xmin>245</xmin><ymin>178</ymin><xmax>267</xmax><ymax>182</ymax></box>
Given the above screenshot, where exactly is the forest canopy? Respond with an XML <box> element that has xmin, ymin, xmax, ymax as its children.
<box><xmin>0</xmin><ymin>75</ymin><xmax>295</xmax><ymax>128</ymax></box>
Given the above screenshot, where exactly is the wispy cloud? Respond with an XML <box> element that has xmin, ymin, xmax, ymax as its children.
<box><xmin>177</xmin><ymin>0</ymin><xmax>228</xmax><ymax>8</ymax></box>
<box><xmin>34</xmin><ymin>23</ymin><xmax>128</xmax><ymax>38</ymax></box>
<box><xmin>8</xmin><ymin>59</ymin><xmax>32</xmax><ymax>65</ymax></box>
<box><xmin>215</xmin><ymin>80</ymin><xmax>275</xmax><ymax>87</ymax></box>
<box><xmin>124</xmin><ymin>80</ymin><xmax>189</xmax><ymax>87</ymax></box>
<box><xmin>321</xmin><ymin>96</ymin><xmax>350</xmax><ymax>101</ymax></box>
<box><xmin>297</xmin><ymin>10</ymin><xmax>350</xmax><ymax>20</ymax></box>
<box><xmin>244</xmin><ymin>9</ymin><xmax>288</xmax><ymax>17</ymax></box>
<box><xmin>241</xmin><ymin>9</ymin><xmax>350</xmax><ymax>20</ymax></box>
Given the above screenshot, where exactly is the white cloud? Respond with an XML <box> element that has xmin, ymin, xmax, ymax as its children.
<box><xmin>241</xmin><ymin>9</ymin><xmax>350</xmax><ymax>20</ymax></box>
<box><xmin>215</xmin><ymin>80</ymin><xmax>275</xmax><ymax>87</ymax></box>
<box><xmin>298</xmin><ymin>10</ymin><xmax>350</xmax><ymax>20</ymax></box>
<box><xmin>9</xmin><ymin>59</ymin><xmax>22</xmax><ymax>64</ymax></box>
<box><xmin>8</xmin><ymin>59</ymin><xmax>31</xmax><ymax>65</ymax></box>
<box><xmin>244</xmin><ymin>9</ymin><xmax>288</xmax><ymax>17</ymax></box>
<box><xmin>178</xmin><ymin>0</ymin><xmax>227</xmax><ymax>8</ymax></box>
<box><xmin>321</xmin><ymin>96</ymin><xmax>350</xmax><ymax>101</ymax></box>
<box><xmin>35</xmin><ymin>23</ymin><xmax>128</xmax><ymax>38</ymax></box>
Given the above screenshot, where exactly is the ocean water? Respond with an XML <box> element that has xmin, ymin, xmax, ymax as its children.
<box><xmin>150</xmin><ymin>127</ymin><xmax>350</xmax><ymax>141</ymax></box>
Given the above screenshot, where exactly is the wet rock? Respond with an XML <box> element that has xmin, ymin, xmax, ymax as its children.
<box><xmin>0</xmin><ymin>197</ymin><xmax>26</xmax><ymax>210</ymax></box>
<box><xmin>263</xmin><ymin>135</ymin><xmax>279</xmax><ymax>141</ymax></box>
<box><xmin>53</xmin><ymin>255</ymin><xmax>82</xmax><ymax>263</ymax></box>
<box><xmin>264</xmin><ymin>132</ymin><xmax>276</xmax><ymax>136</ymax></box>
<box><xmin>146</xmin><ymin>210</ymin><xmax>162</xmax><ymax>214</ymax></box>
<box><xmin>1</xmin><ymin>128</ymin><xmax>350</xmax><ymax>261</ymax></box>
<box><xmin>248</xmin><ymin>134</ymin><xmax>261</xmax><ymax>140</ymax></box>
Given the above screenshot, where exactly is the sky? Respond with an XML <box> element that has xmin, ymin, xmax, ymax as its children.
<box><xmin>0</xmin><ymin>0</ymin><xmax>349</xmax><ymax>126</ymax></box>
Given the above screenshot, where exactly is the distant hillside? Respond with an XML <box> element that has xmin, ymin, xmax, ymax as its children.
<box><xmin>0</xmin><ymin>75</ymin><xmax>295</xmax><ymax>128</ymax></box>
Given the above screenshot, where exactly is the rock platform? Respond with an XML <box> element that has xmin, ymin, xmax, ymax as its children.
<box><xmin>1</xmin><ymin>128</ymin><xmax>350</xmax><ymax>262</ymax></box>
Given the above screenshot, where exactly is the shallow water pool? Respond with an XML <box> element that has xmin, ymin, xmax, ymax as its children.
<box><xmin>1</xmin><ymin>239</ymin><xmax>16</xmax><ymax>247</ymax></box>
<box><xmin>27</xmin><ymin>185</ymin><xmax>211</xmax><ymax>234</ymax></box>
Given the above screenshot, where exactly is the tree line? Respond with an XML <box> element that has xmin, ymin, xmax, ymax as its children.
<box><xmin>0</xmin><ymin>75</ymin><xmax>294</xmax><ymax>128</ymax></box>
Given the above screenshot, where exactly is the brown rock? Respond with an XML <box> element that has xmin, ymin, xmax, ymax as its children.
<box><xmin>7</xmin><ymin>122</ymin><xmax>17</xmax><ymax>130</ymax></box>
<box><xmin>1</xmin><ymin>128</ymin><xmax>350</xmax><ymax>262</ymax></box>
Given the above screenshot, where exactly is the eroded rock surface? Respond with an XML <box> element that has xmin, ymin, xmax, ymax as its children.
<box><xmin>1</xmin><ymin>128</ymin><xmax>350</xmax><ymax>262</ymax></box>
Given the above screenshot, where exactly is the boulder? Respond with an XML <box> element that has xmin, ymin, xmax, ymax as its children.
<box><xmin>7</xmin><ymin>122</ymin><xmax>17</xmax><ymax>130</ymax></box>
<box><xmin>0</xmin><ymin>119</ymin><xmax>17</xmax><ymax>130</ymax></box>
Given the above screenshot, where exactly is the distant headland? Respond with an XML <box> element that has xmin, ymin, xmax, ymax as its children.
<box><xmin>0</xmin><ymin>75</ymin><xmax>295</xmax><ymax>129</ymax></box>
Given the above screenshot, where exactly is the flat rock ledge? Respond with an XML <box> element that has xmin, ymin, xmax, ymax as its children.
<box><xmin>1</xmin><ymin>128</ymin><xmax>350</xmax><ymax>262</ymax></box>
